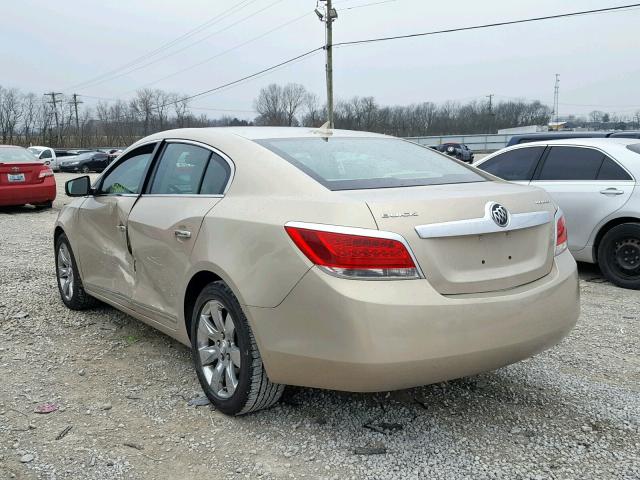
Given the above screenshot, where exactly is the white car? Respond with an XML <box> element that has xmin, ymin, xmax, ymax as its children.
<box><xmin>475</xmin><ymin>138</ymin><xmax>640</xmax><ymax>288</ymax></box>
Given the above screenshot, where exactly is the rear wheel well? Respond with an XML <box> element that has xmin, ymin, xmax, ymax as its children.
<box><xmin>593</xmin><ymin>217</ymin><xmax>640</xmax><ymax>262</ymax></box>
<box><xmin>184</xmin><ymin>271</ymin><xmax>222</xmax><ymax>340</ymax></box>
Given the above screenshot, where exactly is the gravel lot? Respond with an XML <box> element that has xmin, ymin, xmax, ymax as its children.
<box><xmin>1</xmin><ymin>173</ymin><xmax>638</xmax><ymax>480</ymax></box>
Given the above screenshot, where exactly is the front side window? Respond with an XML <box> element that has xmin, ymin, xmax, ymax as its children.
<box><xmin>257</xmin><ymin>137</ymin><xmax>485</xmax><ymax>190</ymax></box>
<box><xmin>479</xmin><ymin>146</ymin><xmax>544</xmax><ymax>181</ymax></box>
<box><xmin>538</xmin><ymin>147</ymin><xmax>604</xmax><ymax>181</ymax></box>
<box><xmin>99</xmin><ymin>143</ymin><xmax>155</xmax><ymax>194</ymax></box>
<box><xmin>149</xmin><ymin>143</ymin><xmax>211</xmax><ymax>195</ymax></box>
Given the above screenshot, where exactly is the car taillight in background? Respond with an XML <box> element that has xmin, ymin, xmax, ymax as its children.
<box><xmin>555</xmin><ymin>210</ymin><xmax>568</xmax><ymax>256</ymax></box>
<box><xmin>285</xmin><ymin>223</ymin><xmax>420</xmax><ymax>279</ymax></box>
<box><xmin>38</xmin><ymin>167</ymin><xmax>54</xmax><ymax>180</ymax></box>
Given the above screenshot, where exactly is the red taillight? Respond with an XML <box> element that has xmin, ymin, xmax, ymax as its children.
<box><xmin>285</xmin><ymin>225</ymin><xmax>419</xmax><ymax>279</ymax></box>
<box><xmin>555</xmin><ymin>212</ymin><xmax>568</xmax><ymax>256</ymax></box>
<box><xmin>38</xmin><ymin>167</ymin><xmax>54</xmax><ymax>179</ymax></box>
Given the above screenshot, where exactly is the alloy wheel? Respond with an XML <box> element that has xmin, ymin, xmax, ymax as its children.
<box><xmin>57</xmin><ymin>243</ymin><xmax>75</xmax><ymax>301</ymax></box>
<box><xmin>196</xmin><ymin>300</ymin><xmax>241</xmax><ymax>399</ymax></box>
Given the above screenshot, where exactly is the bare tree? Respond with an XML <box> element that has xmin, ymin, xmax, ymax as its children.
<box><xmin>281</xmin><ymin>83</ymin><xmax>308</xmax><ymax>126</ymax></box>
<box><xmin>254</xmin><ymin>84</ymin><xmax>286</xmax><ymax>125</ymax></box>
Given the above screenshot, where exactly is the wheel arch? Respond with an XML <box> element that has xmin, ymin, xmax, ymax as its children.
<box><xmin>593</xmin><ymin>216</ymin><xmax>640</xmax><ymax>262</ymax></box>
<box><xmin>183</xmin><ymin>270</ymin><xmax>223</xmax><ymax>341</ymax></box>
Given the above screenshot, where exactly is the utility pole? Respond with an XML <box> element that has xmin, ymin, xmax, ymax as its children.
<box><xmin>553</xmin><ymin>74</ymin><xmax>560</xmax><ymax>125</ymax></box>
<box><xmin>44</xmin><ymin>92</ymin><xmax>63</xmax><ymax>145</ymax></box>
<box><xmin>486</xmin><ymin>94</ymin><xmax>495</xmax><ymax>133</ymax></box>
<box><xmin>70</xmin><ymin>94</ymin><xmax>83</xmax><ymax>131</ymax></box>
<box><xmin>486</xmin><ymin>94</ymin><xmax>494</xmax><ymax>114</ymax></box>
<box><xmin>316</xmin><ymin>0</ymin><xmax>338</xmax><ymax>128</ymax></box>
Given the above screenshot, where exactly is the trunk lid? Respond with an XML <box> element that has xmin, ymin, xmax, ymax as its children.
<box><xmin>341</xmin><ymin>182</ymin><xmax>556</xmax><ymax>294</ymax></box>
<box><xmin>0</xmin><ymin>162</ymin><xmax>45</xmax><ymax>186</ymax></box>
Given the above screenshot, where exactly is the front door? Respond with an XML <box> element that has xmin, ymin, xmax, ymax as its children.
<box><xmin>127</xmin><ymin>141</ymin><xmax>232</xmax><ymax>326</ymax></box>
<box><xmin>75</xmin><ymin>143</ymin><xmax>157</xmax><ymax>305</ymax></box>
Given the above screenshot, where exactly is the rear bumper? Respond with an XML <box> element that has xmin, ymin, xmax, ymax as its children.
<box><xmin>246</xmin><ymin>250</ymin><xmax>579</xmax><ymax>392</ymax></box>
<box><xmin>0</xmin><ymin>179</ymin><xmax>56</xmax><ymax>206</ymax></box>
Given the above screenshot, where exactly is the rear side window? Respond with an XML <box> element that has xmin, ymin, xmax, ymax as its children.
<box><xmin>200</xmin><ymin>153</ymin><xmax>232</xmax><ymax>195</ymax></box>
<box><xmin>597</xmin><ymin>157</ymin><xmax>632</xmax><ymax>180</ymax></box>
<box><xmin>149</xmin><ymin>143</ymin><xmax>210</xmax><ymax>195</ymax></box>
<box><xmin>40</xmin><ymin>149</ymin><xmax>52</xmax><ymax>159</ymax></box>
<box><xmin>257</xmin><ymin>137</ymin><xmax>485</xmax><ymax>190</ymax></box>
<box><xmin>479</xmin><ymin>147</ymin><xmax>544</xmax><ymax>181</ymax></box>
<box><xmin>538</xmin><ymin>147</ymin><xmax>604</xmax><ymax>181</ymax></box>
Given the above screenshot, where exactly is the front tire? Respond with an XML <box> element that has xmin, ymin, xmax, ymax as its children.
<box><xmin>191</xmin><ymin>281</ymin><xmax>284</xmax><ymax>415</ymax></box>
<box><xmin>55</xmin><ymin>233</ymin><xmax>98</xmax><ymax>309</ymax></box>
<box><xmin>82</xmin><ymin>166</ymin><xmax>90</xmax><ymax>173</ymax></box>
<box><xmin>597</xmin><ymin>223</ymin><xmax>640</xmax><ymax>289</ymax></box>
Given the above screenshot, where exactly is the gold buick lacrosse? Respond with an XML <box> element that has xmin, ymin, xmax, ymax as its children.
<box><xmin>55</xmin><ymin>127</ymin><xmax>579</xmax><ymax>415</ymax></box>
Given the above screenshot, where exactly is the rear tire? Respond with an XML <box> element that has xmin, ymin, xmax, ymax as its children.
<box><xmin>190</xmin><ymin>281</ymin><xmax>284</xmax><ymax>415</ymax></box>
<box><xmin>55</xmin><ymin>233</ymin><xmax>98</xmax><ymax>309</ymax></box>
<box><xmin>37</xmin><ymin>201</ymin><xmax>53</xmax><ymax>209</ymax></box>
<box><xmin>597</xmin><ymin>223</ymin><xmax>640</xmax><ymax>289</ymax></box>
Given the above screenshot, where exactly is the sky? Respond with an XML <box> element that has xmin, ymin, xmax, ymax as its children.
<box><xmin>2</xmin><ymin>0</ymin><xmax>640</xmax><ymax>120</ymax></box>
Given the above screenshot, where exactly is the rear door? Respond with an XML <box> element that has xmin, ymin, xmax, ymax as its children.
<box><xmin>530</xmin><ymin>146</ymin><xmax>634</xmax><ymax>251</ymax></box>
<box><xmin>75</xmin><ymin>143</ymin><xmax>157</xmax><ymax>305</ymax></box>
<box><xmin>127</xmin><ymin>141</ymin><xmax>233</xmax><ymax>327</ymax></box>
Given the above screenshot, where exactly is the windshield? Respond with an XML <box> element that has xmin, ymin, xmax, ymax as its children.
<box><xmin>0</xmin><ymin>147</ymin><xmax>39</xmax><ymax>163</ymax></box>
<box><xmin>257</xmin><ymin>137</ymin><xmax>486</xmax><ymax>190</ymax></box>
<box><xmin>28</xmin><ymin>147</ymin><xmax>44</xmax><ymax>156</ymax></box>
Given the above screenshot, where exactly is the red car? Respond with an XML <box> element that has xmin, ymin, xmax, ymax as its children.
<box><xmin>0</xmin><ymin>145</ymin><xmax>56</xmax><ymax>208</ymax></box>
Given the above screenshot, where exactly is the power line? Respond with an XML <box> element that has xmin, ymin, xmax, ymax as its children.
<box><xmin>72</xmin><ymin>0</ymin><xmax>285</xmax><ymax>92</ymax></box>
<box><xmin>64</xmin><ymin>0</ymin><xmax>262</xmax><ymax>91</ymax></box>
<box><xmin>120</xmin><ymin>10</ymin><xmax>313</xmax><ymax>95</ymax></box>
<box><xmin>333</xmin><ymin>3</ymin><xmax>640</xmax><ymax>48</ymax></box>
<box><xmin>157</xmin><ymin>47</ymin><xmax>323</xmax><ymax>109</ymax></box>
<box><xmin>342</xmin><ymin>0</ymin><xmax>396</xmax><ymax>11</ymax></box>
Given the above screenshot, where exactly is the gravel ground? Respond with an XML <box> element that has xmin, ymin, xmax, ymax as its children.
<box><xmin>1</xmin><ymin>173</ymin><xmax>638</xmax><ymax>480</ymax></box>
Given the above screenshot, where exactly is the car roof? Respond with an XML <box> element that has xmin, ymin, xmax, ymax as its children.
<box><xmin>147</xmin><ymin>126</ymin><xmax>390</xmax><ymax>141</ymax></box>
<box><xmin>516</xmin><ymin>137</ymin><xmax>640</xmax><ymax>147</ymax></box>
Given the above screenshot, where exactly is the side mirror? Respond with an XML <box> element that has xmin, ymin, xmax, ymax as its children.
<box><xmin>65</xmin><ymin>176</ymin><xmax>92</xmax><ymax>197</ymax></box>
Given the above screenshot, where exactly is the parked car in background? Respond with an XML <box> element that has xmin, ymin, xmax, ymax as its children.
<box><xmin>0</xmin><ymin>145</ymin><xmax>56</xmax><ymax>208</ymax></box>
<box><xmin>608</xmin><ymin>131</ymin><xmax>640</xmax><ymax>139</ymax></box>
<box><xmin>506</xmin><ymin>131</ymin><xmax>640</xmax><ymax>147</ymax></box>
<box><xmin>506</xmin><ymin>132</ymin><xmax>610</xmax><ymax>147</ymax></box>
<box><xmin>27</xmin><ymin>146</ymin><xmax>80</xmax><ymax>171</ymax></box>
<box><xmin>437</xmin><ymin>142</ymin><xmax>474</xmax><ymax>163</ymax></box>
<box><xmin>106</xmin><ymin>148</ymin><xmax>124</xmax><ymax>162</ymax></box>
<box><xmin>55</xmin><ymin>127</ymin><xmax>579</xmax><ymax>416</ymax></box>
<box><xmin>475</xmin><ymin>138</ymin><xmax>640</xmax><ymax>289</ymax></box>
<box><xmin>59</xmin><ymin>151</ymin><xmax>111</xmax><ymax>173</ymax></box>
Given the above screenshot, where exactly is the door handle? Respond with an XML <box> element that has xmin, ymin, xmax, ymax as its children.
<box><xmin>174</xmin><ymin>229</ymin><xmax>192</xmax><ymax>239</ymax></box>
<box><xmin>600</xmin><ymin>188</ymin><xmax>624</xmax><ymax>195</ymax></box>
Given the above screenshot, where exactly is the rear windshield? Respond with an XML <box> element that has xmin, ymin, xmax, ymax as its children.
<box><xmin>0</xmin><ymin>147</ymin><xmax>38</xmax><ymax>163</ymax></box>
<box><xmin>627</xmin><ymin>144</ymin><xmax>640</xmax><ymax>154</ymax></box>
<box><xmin>257</xmin><ymin>137</ymin><xmax>486</xmax><ymax>190</ymax></box>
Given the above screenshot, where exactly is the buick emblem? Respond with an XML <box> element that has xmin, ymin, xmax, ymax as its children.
<box><xmin>490</xmin><ymin>203</ymin><xmax>509</xmax><ymax>227</ymax></box>
<box><xmin>11</xmin><ymin>166</ymin><xmax>20</xmax><ymax>173</ymax></box>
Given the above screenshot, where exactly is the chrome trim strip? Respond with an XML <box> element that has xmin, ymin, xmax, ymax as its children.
<box><xmin>284</xmin><ymin>221</ymin><xmax>425</xmax><ymax>279</ymax></box>
<box><xmin>415</xmin><ymin>205</ymin><xmax>552</xmax><ymax>239</ymax></box>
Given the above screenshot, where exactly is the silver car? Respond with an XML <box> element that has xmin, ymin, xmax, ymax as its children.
<box><xmin>475</xmin><ymin>138</ymin><xmax>640</xmax><ymax>289</ymax></box>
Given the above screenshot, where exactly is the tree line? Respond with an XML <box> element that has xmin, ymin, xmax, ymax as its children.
<box><xmin>2</xmin><ymin>83</ymin><xmax>639</xmax><ymax>149</ymax></box>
